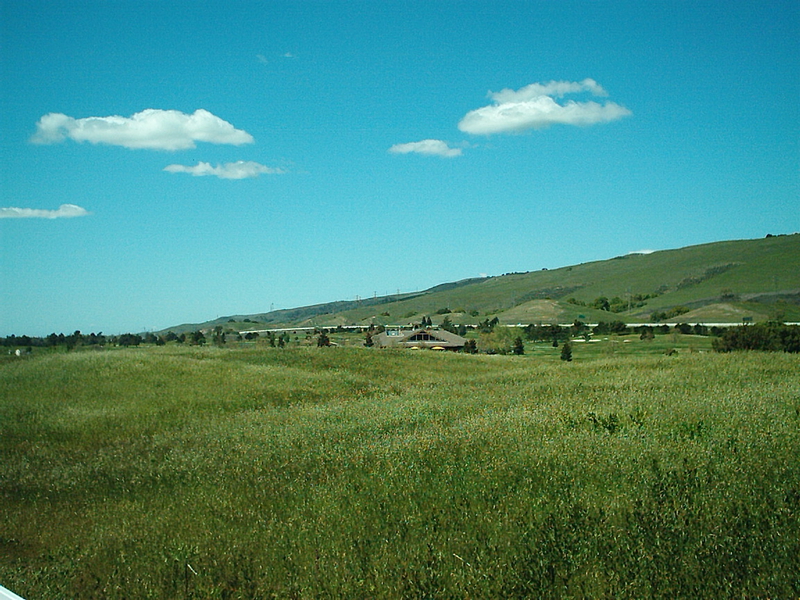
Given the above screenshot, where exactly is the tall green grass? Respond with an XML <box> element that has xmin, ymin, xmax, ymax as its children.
<box><xmin>2</xmin><ymin>346</ymin><xmax>798</xmax><ymax>598</ymax></box>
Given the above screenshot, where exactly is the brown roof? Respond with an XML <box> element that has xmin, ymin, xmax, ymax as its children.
<box><xmin>373</xmin><ymin>327</ymin><xmax>467</xmax><ymax>349</ymax></box>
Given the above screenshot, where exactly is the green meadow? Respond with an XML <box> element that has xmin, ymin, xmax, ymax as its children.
<box><xmin>2</xmin><ymin>343</ymin><xmax>799</xmax><ymax>598</ymax></box>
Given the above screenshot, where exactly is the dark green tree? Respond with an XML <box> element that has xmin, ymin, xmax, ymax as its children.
<box><xmin>212</xmin><ymin>325</ymin><xmax>226</xmax><ymax>346</ymax></box>
<box><xmin>512</xmin><ymin>336</ymin><xmax>525</xmax><ymax>355</ymax></box>
<box><xmin>463</xmin><ymin>339</ymin><xmax>478</xmax><ymax>354</ymax></box>
<box><xmin>441</xmin><ymin>316</ymin><xmax>456</xmax><ymax>333</ymax></box>
<box><xmin>592</xmin><ymin>297</ymin><xmax>610</xmax><ymax>311</ymax></box>
<box><xmin>118</xmin><ymin>333</ymin><xmax>142</xmax><ymax>347</ymax></box>
<box><xmin>560</xmin><ymin>341</ymin><xmax>573</xmax><ymax>362</ymax></box>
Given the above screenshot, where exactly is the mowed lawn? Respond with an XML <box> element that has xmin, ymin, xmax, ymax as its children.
<box><xmin>1</xmin><ymin>344</ymin><xmax>798</xmax><ymax>598</ymax></box>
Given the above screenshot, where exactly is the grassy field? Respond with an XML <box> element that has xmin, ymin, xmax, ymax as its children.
<box><xmin>1</xmin><ymin>343</ymin><xmax>799</xmax><ymax>598</ymax></box>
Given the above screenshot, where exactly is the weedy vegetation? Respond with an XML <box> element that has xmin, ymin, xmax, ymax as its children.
<box><xmin>1</xmin><ymin>343</ymin><xmax>799</xmax><ymax>598</ymax></box>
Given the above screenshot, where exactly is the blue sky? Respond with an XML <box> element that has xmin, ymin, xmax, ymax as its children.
<box><xmin>1</xmin><ymin>0</ymin><xmax>798</xmax><ymax>336</ymax></box>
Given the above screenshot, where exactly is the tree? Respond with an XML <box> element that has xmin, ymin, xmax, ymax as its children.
<box><xmin>118</xmin><ymin>333</ymin><xmax>142</xmax><ymax>347</ymax></box>
<box><xmin>66</xmin><ymin>330</ymin><xmax>84</xmax><ymax>350</ymax></box>
<box><xmin>592</xmin><ymin>297</ymin><xmax>610</xmax><ymax>311</ymax></box>
<box><xmin>364</xmin><ymin>331</ymin><xmax>374</xmax><ymax>347</ymax></box>
<box><xmin>570</xmin><ymin>320</ymin><xmax>587</xmax><ymax>337</ymax></box>
<box><xmin>478</xmin><ymin>327</ymin><xmax>516</xmax><ymax>354</ymax></box>
<box><xmin>478</xmin><ymin>317</ymin><xmax>499</xmax><ymax>333</ymax></box>
<box><xmin>560</xmin><ymin>341</ymin><xmax>573</xmax><ymax>362</ymax></box>
<box><xmin>512</xmin><ymin>336</ymin><xmax>525</xmax><ymax>355</ymax></box>
<box><xmin>712</xmin><ymin>323</ymin><xmax>800</xmax><ymax>353</ymax></box>
<box><xmin>441</xmin><ymin>316</ymin><xmax>456</xmax><ymax>333</ymax></box>
<box><xmin>317</xmin><ymin>331</ymin><xmax>331</xmax><ymax>347</ymax></box>
<box><xmin>609</xmin><ymin>296</ymin><xmax>627</xmax><ymax>313</ymax></box>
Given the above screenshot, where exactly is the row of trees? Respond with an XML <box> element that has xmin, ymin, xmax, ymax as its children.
<box><xmin>567</xmin><ymin>293</ymin><xmax>659</xmax><ymax>314</ymax></box>
<box><xmin>1</xmin><ymin>329</ymin><xmax>211</xmax><ymax>350</ymax></box>
<box><xmin>7</xmin><ymin>322</ymin><xmax>798</xmax><ymax>356</ymax></box>
<box><xmin>712</xmin><ymin>323</ymin><xmax>800</xmax><ymax>353</ymax></box>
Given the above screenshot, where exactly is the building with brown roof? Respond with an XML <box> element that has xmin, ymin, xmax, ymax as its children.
<box><xmin>372</xmin><ymin>327</ymin><xmax>467</xmax><ymax>351</ymax></box>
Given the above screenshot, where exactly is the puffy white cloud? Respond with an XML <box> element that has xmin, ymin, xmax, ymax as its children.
<box><xmin>388</xmin><ymin>139</ymin><xmax>462</xmax><ymax>158</ymax></box>
<box><xmin>31</xmin><ymin>109</ymin><xmax>254</xmax><ymax>150</ymax></box>
<box><xmin>163</xmin><ymin>161</ymin><xmax>286</xmax><ymax>179</ymax></box>
<box><xmin>0</xmin><ymin>204</ymin><xmax>90</xmax><ymax>219</ymax></box>
<box><xmin>490</xmin><ymin>78</ymin><xmax>608</xmax><ymax>103</ymax></box>
<box><xmin>458</xmin><ymin>79</ymin><xmax>631</xmax><ymax>135</ymax></box>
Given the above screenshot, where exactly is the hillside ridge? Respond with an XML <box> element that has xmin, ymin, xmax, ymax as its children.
<box><xmin>167</xmin><ymin>234</ymin><xmax>800</xmax><ymax>333</ymax></box>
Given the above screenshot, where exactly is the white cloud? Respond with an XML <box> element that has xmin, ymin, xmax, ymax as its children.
<box><xmin>490</xmin><ymin>78</ymin><xmax>608</xmax><ymax>103</ymax></box>
<box><xmin>31</xmin><ymin>109</ymin><xmax>254</xmax><ymax>150</ymax></box>
<box><xmin>388</xmin><ymin>139</ymin><xmax>462</xmax><ymax>158</ymax></box>
<box><xmin>458</xmin><ymin>79</ymin><xmax>631</xmax><ymax>135</ymax></box>
<box><xmin>163</xmin><ymin>161</ymin><xmax>286</xmax><ymax>179</ymax></box>
<box><xmin>0</xmin><ymin>204</ymin><xmax>90</xmax><ymax>219</ymax></box>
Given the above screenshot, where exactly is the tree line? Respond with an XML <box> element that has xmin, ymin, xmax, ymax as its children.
<box><xmin>1</xmin><ymin>330</ymin><xmax>212</xmax><ymax>350</ymax></box>
<box><xmin>5</xmin><ymin>322</ymin><xmax>798</xmax><ymax>355</ymax></box>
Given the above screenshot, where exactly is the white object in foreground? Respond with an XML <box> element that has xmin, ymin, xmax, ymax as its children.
<box><xmin>0</xmin><ymin>585</ymin><xmax>25</xmax><ymax>600</ymax></box>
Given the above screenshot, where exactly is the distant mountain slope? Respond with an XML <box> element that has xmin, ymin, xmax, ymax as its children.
<box><xmin>169</xmin><ymin>234</ymin><xmax>800</xmax><ymax>333</ymax></box>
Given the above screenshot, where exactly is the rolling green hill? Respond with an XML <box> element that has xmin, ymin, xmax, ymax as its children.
<box><xmin>176</xmin><ymin>234</ymin><xmax>800</xmax><ymax>333</ymax></box>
